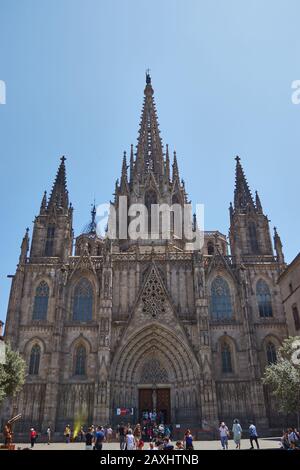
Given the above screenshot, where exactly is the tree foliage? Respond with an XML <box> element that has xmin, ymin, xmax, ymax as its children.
<box><xmin>0</xmin><ymin>342</ymin><xmax>26</xmax><ymax>405</ymax></box>
<box><xmin>262</xmin><ymin>336</ymin><xmax>300</xmax><ymax>416</ymax></box>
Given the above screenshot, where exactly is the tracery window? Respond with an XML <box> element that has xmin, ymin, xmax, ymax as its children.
<box><xmin>29</xmin><ymin>344</ymin><xmax>41</xmax><ymax>375</ymax></box>
<box><xmin>256</xmin><ymin>279</ymin><xmax>273</xmax><ymax>317</ymax></box>
<box><xmin>266</xmin><ymin>342</ymin><xmax>277</xmax><ymax>364</ymax></box>
<box><xmin>74</xmin><ymin>345</ymin><xmax>86</xmax><ymax>375</ymax></box>
<box><xmin>32</xmin><ymin>281</ymin><xmax>49</xmax><ymax>320</ymax></box>
<box><xmin>73</xmin><ymin>278</ymin><xmax>93</xmax><ymax>322</ymax></box>
<box><xmin>221</xmin><ymin>343</ymin><xmax>233</xmax><ymax>373</ymax></box>
<box><xmin>210</xmin><ymin>276</ymin><xmax>233</xmax><ymax>320</ymax></box>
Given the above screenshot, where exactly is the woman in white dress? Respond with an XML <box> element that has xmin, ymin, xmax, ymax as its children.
<box><xmin>232</xmin><ymin>418</ymin><xmax>242</xmax><ymax>449</ymax></box>
<box><xmin>126</xmin><ymin>429</ymin><xmax>136</xmax><ymax>450</ymax></box>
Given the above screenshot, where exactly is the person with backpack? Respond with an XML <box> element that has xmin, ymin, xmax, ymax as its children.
<box><xmin>94</xmin><ymin>426</ymin><xmax>105</xmax><ymax>450</ymax></box>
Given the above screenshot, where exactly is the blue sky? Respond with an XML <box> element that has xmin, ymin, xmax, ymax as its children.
<box><xmin>0</xmin><ymin>0</ymin><xmax>300</xmax><ymax>323</ymax></box>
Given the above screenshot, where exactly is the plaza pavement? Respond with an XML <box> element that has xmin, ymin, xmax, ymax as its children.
<box><xmin>14</xmin><ymin>437</ymin><xmax>281</xmax><ymax>451</ymax></box>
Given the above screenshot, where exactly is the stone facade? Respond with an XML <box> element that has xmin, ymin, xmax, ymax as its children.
<box><xmin>278</xmin><ymin>252</ymin><xmax>300</xmax><ymax>337</ymax></box>
<box><xmin>3</xmin><ymin>74</ymin><xmax>290</xmax><ymax>436</ymax></box>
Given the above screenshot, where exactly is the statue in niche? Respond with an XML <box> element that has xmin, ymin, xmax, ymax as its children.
<box><xmin>197</xmin><ymin>266</ymin><xmax>205</xmax><ymax>298</ymax></box>
<box><xmin>103</xmin><ymin>272</ymin><xmax>111</xmax><ymax>298</ymax></box>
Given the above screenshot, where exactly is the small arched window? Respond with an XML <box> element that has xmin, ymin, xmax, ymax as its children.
<box><xmin>292</xmin><ymin>305</ymin><xmax>300</xmax><ymax>331</ymax></box>
<box><xmin>74</xmin><ymin>345</ymin><xmax>86</xmax><ymax>376</ymax></box>
<box><xmin>210</xmin><ymin>276</ymin><xmax>233</xmax><ymax>320</ymax></box>
<box><xmin>73</xmin><ymin>278</ymin><xmax>93</xmax><ymax>322</ymax></box>
<box><xmin>221</xmin><ymin>343</ymin><xmax>233</xmax><ymax>373</ymax></box>
<box><xmin>29</xmin><ymin>344</ymin><xmax>41</xmax><ymax>375</ymax></box>
<box><xmin>266</xmin><ymin>342</ymin><xmax>277</xmax><ymax>364</ymax></box>
<box><xmin>207</xmin><ymin>241</ymin><xmax>214</xmax><ymax>255</ymax></box>
<box><xmin>248</xmin><ymin>221</ymin><xmax>259</xmax><ymax>253</ymax></box>
<box><xmin>32</xmin><ymin>281</ymin><xmax>49</xmax><ymax>320</ymax></box>
<box><xmin>256</xmin><ymin>279</ymin><xmax>273</xmax><ymax>317</ymax></box>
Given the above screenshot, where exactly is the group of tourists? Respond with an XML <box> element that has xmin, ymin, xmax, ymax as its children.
<box><xmin>117</xmin><ymin>422</ymin><xmax>193</xmax><ymax>450</ymax></box>
<box><xmin>280</xmin><ymin>428</ymin><xmax>300</xmax><ymax>450</ymax></box>
<box><xmin>218</xmin><ymin>420</ymin><xmax>259</xmax><ymax>450</ymax></box>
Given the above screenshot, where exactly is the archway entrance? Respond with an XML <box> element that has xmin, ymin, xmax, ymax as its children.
<box><xmin>139</xmin><ymin>388</ymin><xmax>170</xmax><ymax>423</ymax></box>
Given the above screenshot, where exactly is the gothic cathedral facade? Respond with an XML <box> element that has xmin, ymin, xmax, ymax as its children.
<box><xmin>3</xmin><ymin>75</ymin><xmax>288</xmax><ymax>436</ymax></box>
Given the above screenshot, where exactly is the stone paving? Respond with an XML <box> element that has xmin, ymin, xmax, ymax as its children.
<box><xmin>14</xmin><ymin>437</ymin><xmax>281</xmax><ymax>451</ymax></box>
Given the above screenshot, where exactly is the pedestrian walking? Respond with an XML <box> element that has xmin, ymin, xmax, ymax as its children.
<box><xmin>219</xmin><ymin>422</ymin><xmax>229</xmax><ymax>450</ymax></box>
<box><xmin>232</xmin><ymin>419</ymin><xmax>242</xmax><ymax>449</ymax></box>
<box><xmin>184</xmin><ymin>429</ymin><xmax>194</xmax><ymax>450</ymax></box>
<box><xmin>94</xmin><ymin>426</ymin><xmax>105</xmax><ymax>450</ymax></box>
<box><xmin>30</xmin><ymin>427</ymin><xmax>37</xmax><ymax>448</ymax></box>
<box><xmin>133</xmin><ymin>423</ymin><xmax>142</xmax><ymax>447</ymax></box>
<box><xmin>85</xmin><ymin>427</ymin><xmax>94</xmax><ymax>450</ymax></box>
<box><xmin>64</xmin><ymin>424</ymin><xmax>71</xmax><ymax>443</ymax></box>
<box><xmin>126</xmin><ymin>429</ymin><xmax>135</xmax><ymax>450</ymax></box>
<box><xmin>119</xmin><ymin>422</ymin><xmax>126</xmax><ymax>450</ymax></box>
<box><xmin>46</xmin><ymin>426</ymin><xmax>51</xmax><ymax>445</ymax></box>
<box><xmin>249</xmin><ymin>422</ymin><xmax>260</xmax><ymax>449</ymax></box>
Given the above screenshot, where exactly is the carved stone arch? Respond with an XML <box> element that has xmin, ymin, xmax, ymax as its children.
<box><xmin>112</xmin><ymin>326</ymin><xmax>197</xmax><ymax>385</ymax></box>
<box><xmin>111</xmin><ymin>324</ymin><xmax>200</xmax><ymax>385</ymax></box>
<box><xmin>24</xmin><ymin>336</ymin><xmax>47</xmax><ymax>355</ymax></box>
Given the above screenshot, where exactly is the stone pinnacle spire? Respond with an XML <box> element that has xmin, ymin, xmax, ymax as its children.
<box><xmin>48</xmin><ymin>156</ymin><xmax>69</xmax><ymax>212</ymax></box>
<box><xmin>255</xmin><ymin>190</ymin><xmax>263</xmax><ymax>213</ymax></box>
<box><xmin>233</xmin><ymin>156</ymin><xmax>255</xmax><ymax>211</ymax></box>
<box><xmin>135</xmin><ymin>71</ymin><xmax>164</xmax><ymax>182</ymax></box>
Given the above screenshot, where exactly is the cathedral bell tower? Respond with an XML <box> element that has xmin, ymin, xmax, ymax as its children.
<box><xmin>30</xmin><ymin>156</ymin><xmax>73</xmax><ymax>261</ymax></box>
<box><xmin>113</xmin><ymin>72</ymin><xmax>189</xmax><ymax>249</ymax></box>
<box><xmin>229</xmin><ymin>156</ymin><xmax>273</xmax><ymax>259</ymax></box>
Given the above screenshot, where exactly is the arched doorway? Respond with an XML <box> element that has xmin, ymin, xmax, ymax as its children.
<box><xmin>110</xmin><ymin>324</ymin><xmax>201</xmax><ymax>427</ymax></box>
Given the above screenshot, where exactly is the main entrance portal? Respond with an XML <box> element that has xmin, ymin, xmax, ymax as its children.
<box><xmin>139</xmin><ymin>388</ymin><xmax>171</xmax><ymax>423</ymax></box>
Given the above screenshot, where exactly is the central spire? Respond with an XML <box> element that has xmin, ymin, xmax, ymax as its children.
<box><xmin>135</xmin><ymin>71</ymin><xmax>164</xmax><ymax>182</ymax></box>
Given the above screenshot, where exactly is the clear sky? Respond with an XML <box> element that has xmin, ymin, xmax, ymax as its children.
<box><xmin>0</xmin><ymin>0</ymin><xmax>300</xmax><ymax>323</ymax></box>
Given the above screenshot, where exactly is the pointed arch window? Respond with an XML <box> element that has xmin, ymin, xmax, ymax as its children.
<box><xmin>256</xmin><ymin>279</ymin><xmax>273</xmax><ymax>317</ymax></box>
<box><xmin>74</xmin><ymin>345</ymin><xmax>86</xmax><ymax>376</ymax></box>
<box><xmin>29</xmin><ymin>344</ymin><xmax>41</xmax><ymax>375</ymax></box>
<box><xmin>292</xmin><ymin>305</ymin><xmax>300</xmax><ymax>330</ymax></box>
<box><xmin>145</xmin><ymin>190</ymin><xmax>157</xmax><ymax>235</ymax></box>
<box><xmin>210</xmin><ymin>276</ymin><xmax>233</xmax><ymax>320</ymax></box>
<box><xmin>221</xmin><ymin>343</ymin><xmax>233</xmax><ymax>373</ymax></box>
<box><xmin>73</xmin><ymin>278</ymin><xmax>93</xmax><ymax>322</ymax></box>
<box><xmin>32</xmin><ymin>281</ymin><xmax>49</xmax><ymax>320</ymax></box>
<box><xmin>248</xmin><ymin>221</ymin><xmax>259</xmax><ymax>253</ymax></box>
<box><xmin>207</xmin><ymin>241</ymin><xmax>214</xmax><ymax>255</ymax></box>
<box><xmin>45</xmin><ymin>225</ymin><xmax>55</xmax><ymax>256</ymax></box>
<box><xmin>266</xmin><ymin>342</ymin><xmax>277</xmax><ymax>364</ymax></box>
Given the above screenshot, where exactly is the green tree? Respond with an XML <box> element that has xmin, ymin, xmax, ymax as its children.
<box><xmin>0</xmin><ymin>342</ymin><xmax>26</xmax><ymax>405</ymax></box>
<box><xmin>262</xmin><ymin>336</ymin><xmax>300</xmax><ymax>427</ymax></box>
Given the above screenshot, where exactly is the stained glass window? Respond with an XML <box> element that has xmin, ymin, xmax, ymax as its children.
<box><xmin>32</xmin><ymin>281</ymin><xmax>49</xmax><ymax>320</ymax></box>
<box><xmin>221</xmin><ymin>343</ymin><xmax>233</xmax><ymax>373</ymax></box>
<box><xmin>29</xmin><ymin>344</ymin><xmax>41</xmax><ymax>375</ymax></box>
<box><xmin>75</xmin><ymin>345</ymin><xmax>86</xmax><ymax>375</ymax></box>
<box><xmin>266</xmin><ymin>342</ymin><xmax>277</xmax><ymax>364</ymax></box>
<box><xmin>256</xmin><ymin>279</ymin><xmax>273</xmax><ymax>317</ymax></box>
<box><xmin>73</xmin><ymin>278</ymin><xmax>93</xmax><ymax>322</ymax></box>
<box><xmin>210</xmin><ymin>276</ymin><xmax>233</xmax><ymax>320</ymax></box>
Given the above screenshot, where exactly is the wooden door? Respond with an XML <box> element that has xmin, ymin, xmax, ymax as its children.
<box><xmin>157</xmin><ymin>388</ymin><xmax>171</xmax><ymax>423</ymax></box>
